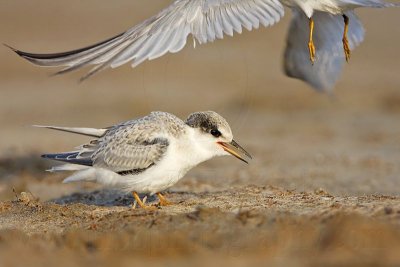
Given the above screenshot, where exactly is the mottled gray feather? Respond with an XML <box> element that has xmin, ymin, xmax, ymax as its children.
<box><xmin>42</xmin><ymin>112</ymin><xmax>186</xmax><ymax>174</ymax></box>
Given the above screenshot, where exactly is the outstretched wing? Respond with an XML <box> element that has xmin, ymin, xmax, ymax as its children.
<box><xmin>283</xmin><ymin>10</ymin><xmax>365</xmax><ymax>92</ymax></box>
<box><xmin>11</xmin><ymin>0</ymin><xmax>284</xmax><ymax>80</ymax></box>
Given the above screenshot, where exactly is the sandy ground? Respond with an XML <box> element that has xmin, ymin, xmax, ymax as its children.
<box><xmin>0</xmin><ymin>1</ymin><xmax>400</xmax><ymax>266</ymax></box>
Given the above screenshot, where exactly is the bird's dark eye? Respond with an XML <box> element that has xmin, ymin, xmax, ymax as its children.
<box><xmin>210</xmin><ymin>129</ymin><xmax>221</xmax><ymax>137</ymax></box>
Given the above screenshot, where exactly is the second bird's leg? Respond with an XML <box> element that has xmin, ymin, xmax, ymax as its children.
<box><xmin>342</xmin><ymin>14</ymin><xmax>351</xmax><ymax>62</ymax></box>
<box><xmin>308</xmin><ymin>17</ymin><xmax>316</xmax><ymax>64</ymax></box>
<box><xmin>156</xmin><ymin>192</ymin><xmax>173</xmax><ymax>206</ymax></box>
<box><xmin>132</xmin><ymin>191</ymin><xmax>156</xmax><ymax>210</ymax></box>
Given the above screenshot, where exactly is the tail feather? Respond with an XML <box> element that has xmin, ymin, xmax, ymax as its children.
<box><xmin>47</xmin><ymin>163</ymin><xmax>90</xmax><ymax>172</ymax></box>
<box><xmin>33</xmin><ymin>125</ymin><xmax>107</xmax><ymax>137</ymax></box>
<box><xmin>62</xmin><ymin>168</ymin><xmax>97</xmax><ymax>183</ymax></box>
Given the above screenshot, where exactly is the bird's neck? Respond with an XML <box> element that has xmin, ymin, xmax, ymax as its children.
<box><xmin>173</xmin><ymin>128</ymin><xmax>220</xmax><ymax>171</ymax></box>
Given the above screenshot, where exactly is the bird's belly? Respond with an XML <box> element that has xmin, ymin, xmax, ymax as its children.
<box><xmin>120</xmin><ymin>150</ymin><xmax>194</xmax><ymax>194</ymax></box>
<box><xmin>119</xmin><ymin>165</ymin><xmax>186</xmax><ymax>195</ymax></box>
<box><xmin>283</xmin><ymin>0</ymin><xmax>355</xmax><ymax>15</ymax></box>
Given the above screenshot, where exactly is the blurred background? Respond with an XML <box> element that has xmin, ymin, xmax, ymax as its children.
<box><xmin>0</xmin><ymin>0</ymin><xmax>399</xmax><ymax>200</ymax></box>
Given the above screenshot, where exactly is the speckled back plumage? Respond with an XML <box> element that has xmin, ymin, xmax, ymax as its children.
<box><xmin>42</xmin><ymin>112</ymin><xmax>187</xmax><ymax>174</ymax></box>
<box><xmin>91</xmin><ymin>112</ymin><xmax>186</xmax><ymax>172</ymax></box>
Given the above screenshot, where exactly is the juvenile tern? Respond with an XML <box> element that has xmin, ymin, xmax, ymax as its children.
<box><xmin>37</xmin><ymin>111</ymin><xmax>251</xmax><ymax>209</ymax></box>
<box><xmin>8</xmin><ymin>0</ymin><xmax>399</xmax><ymax>91</ymax></box>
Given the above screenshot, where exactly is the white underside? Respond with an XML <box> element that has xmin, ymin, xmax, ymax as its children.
<box><xmin>281</xmin><ymin>0</ymin><xmax>384</xmax><ymax>17</ymax></box>
<box><xmin>60</xmin><ymin>127</ymin><xmax>228</xmax><ymax>194</ymax></box>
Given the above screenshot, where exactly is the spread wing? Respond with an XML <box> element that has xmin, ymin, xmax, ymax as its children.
<box><xmin>283</xmin><ymin>10</ymin><xmax>365</xmax><ymax>92</ymax></box>
<box><xmin>10</xmin><ymin>0</ymin><xmax>284</xmax><ymax>80</ymax></box>
<box><xmin>42</xmin><ymin>120</ymin><xmax>170</xmax><ymax>174</ymax></box>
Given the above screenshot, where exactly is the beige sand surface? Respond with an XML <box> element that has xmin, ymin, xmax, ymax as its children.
<box><xmin>0</xmin><ymin>1</ymin><xmax>400</xmax><ymax>266</ymax></box>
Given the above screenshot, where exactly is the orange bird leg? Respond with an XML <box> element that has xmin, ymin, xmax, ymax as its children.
<box><xmin>308</xmin><ymin>17</ymin><xmax>316</xmax><ymax>64</ymax></box>
<box><xmin>342</xmin><ymin>14</ymin><xmax>351</xmax><ymax>62</ymax></box>
<box><xmin>156</xmin><ymin>192</ymin><xmax>173</xmax><ymax>206</ymax></box>
<box><xmin>132</xmin><ymin>191</ymin><xmax>156</xmax><ymax>210</ymax></box>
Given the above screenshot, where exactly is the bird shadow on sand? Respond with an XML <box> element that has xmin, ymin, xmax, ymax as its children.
<box><xmin>49</xmin><ymin>189</ymin><xmax>201</xmax><ymax>207</ymax></box>
<box><xmin>50</xmin><ymin>189</ymin><xmax>158</xmax><ymax>207</ymax></box>
<box><xmin>49</xmin><ymin>189</ymin><xmax>192</xmax><ymax>207</ymax></box>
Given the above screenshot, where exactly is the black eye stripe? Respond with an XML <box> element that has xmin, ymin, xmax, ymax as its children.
<box><xmin>210</xmin><ymin>129</ymin><xmax>222</xmax><ymax>137</ymax></box>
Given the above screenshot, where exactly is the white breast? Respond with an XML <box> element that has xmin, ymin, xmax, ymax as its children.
<box><xmin>119</xmin><ymin>128</ymin><xmax>216</xmax><ymax>194</ymax></box>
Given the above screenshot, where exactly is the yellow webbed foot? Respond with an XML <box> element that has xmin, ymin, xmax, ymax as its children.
<box><xmin>156</xmin><ymin>192</ymin><xmax>174</xmax><ymax>206</ymax></box>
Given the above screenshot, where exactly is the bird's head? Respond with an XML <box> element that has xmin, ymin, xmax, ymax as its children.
<box><xmin>185</xmin><ymin>111</ymin><xmax>252</xmax><ymax>163</ymax></box>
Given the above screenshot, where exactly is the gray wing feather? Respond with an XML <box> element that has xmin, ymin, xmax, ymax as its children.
<box><xmin>41</xmin><ymin>112</ymin><xmax>181</xmax><ymax>173</ymax></box>
<box><xmin>93</xmin><ymin>136</ymin><xmax>169</xmax><ymax>173</ymax></box>
<box><xmin>42</xmin><ymin>133</ymin><xmax>169</xmax><ymax>173</ymax></box>
<box><xmin>90</xmin><ymin>113</ymin><xmax>178</xmax><ymax>172</ymax></box>
<box><xmin>284</xmin><ymin>10</ymin><xmax>365</xmax><ymax>92</ymax></box>
<box><xmin>11</xmin><ymin>0</ymin><xmax>284</xmax><ymax>80</ymax></box>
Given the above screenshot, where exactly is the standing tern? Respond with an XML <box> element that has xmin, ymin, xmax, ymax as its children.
<box><xmin>37</xmin><ymin>111</ymin><xmax>252</xmax><ymax>209</ymax></box>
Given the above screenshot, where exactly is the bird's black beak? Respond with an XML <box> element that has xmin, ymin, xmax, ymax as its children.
<box><xmin>218</xmin><ymin>140</ymin><xmax>252</xmax><ymax>164</ymax></box>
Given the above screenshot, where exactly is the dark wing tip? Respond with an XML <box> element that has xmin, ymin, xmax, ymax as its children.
<box><xmin>5</xmin><ymin>31</ymin><xmax>126</xmax><ymax>61</ymax></box>
<box><xmin>3</xmin><ymin>43</ymin><xmax>18</xmax><ymax>53</ymax></box>
<box><xmin>4</xmin><ymin>43</ymin><xmax>39</xmax><ymax>60</ymax></box>
<box><xmin>4</xmin><ymin>43</ymin><xmax>55</xmax><ymax>65</ymax></box>
<box><xmin>41</xmin><ymin>152</ymin><xmax>93</xmax><ymax>166</ymax></box>
<box><xmin>41</xmin><ymin>153</ymin><xmax>58</xmax><ymax>159</ymax></box>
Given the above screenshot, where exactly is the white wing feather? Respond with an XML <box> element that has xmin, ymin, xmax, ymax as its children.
<box><xmin>33</xmin><ymin>125</ymin><xmax>107</xmax><ymax>137</ymax></box>
<box><xmin>13</xmin><ymin>0</ymin><xmax>284</xmax><ymax>80</ymax></box>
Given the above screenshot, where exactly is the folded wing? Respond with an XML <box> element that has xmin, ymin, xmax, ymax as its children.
<box><xmin>92</xmin><ymin>136</ymin><xmax>170</xmax><ymax>174</ymax></box>
<box><xmin>41</xmin><ymin>119</ymin><xmax>170</xmax><ymax>175</ymax></box>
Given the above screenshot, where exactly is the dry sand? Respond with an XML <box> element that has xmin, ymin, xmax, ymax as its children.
<box><xmin>0</xmin><ymin>1</ymin><xmax>400</xmax><ymax>266</ymax></box>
